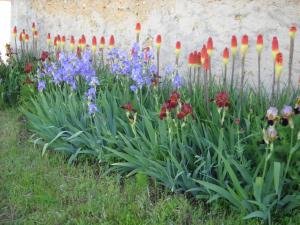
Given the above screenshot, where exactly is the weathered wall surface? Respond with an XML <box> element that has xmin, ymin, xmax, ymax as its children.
<box><xmin>11</xmin><ymin>0</ymin><xmax>300</xmax><ymax>88</ymax></box>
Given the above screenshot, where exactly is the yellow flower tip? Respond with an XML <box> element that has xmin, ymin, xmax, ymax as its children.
<box><xmin>240</xmin><ymin>44</ymin><xmax>248</xmax><ymax>56</ymax></box>
<box><xmin>207</xmin><ymin>49</ymin><xmax>213</xmax><ymax>56</ymax></box>
<box><xmin>272</xmin><ymin>50</ymin><xmax>279</xmax><ymax>60</ymax></box>
<box><xmin>275</xmin><ymin>64</ymin><xmax>283</xmax><ymax>77</ymax></box>
<box><xmin>256</xmin><ymin>44</ymin><xmax>263</xmax><ymax>54</ymax></box>
<box><xmin>223</xmin><ymin>58</ymin><xmax>229</xmax><ymax>65</ymax></box>
<box><xmin>231</xmin><ymin>47</ymin><xmax>237</xmax><ymax>56</ymax></box>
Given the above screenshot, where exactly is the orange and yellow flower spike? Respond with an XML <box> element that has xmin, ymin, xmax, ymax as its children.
<box><xmin>12</xmin><ymin>26</ymin><xmax>17</xmax><ymax>38</ymax></box>
<box><xmin>289</xmin><ymin>25</ymin><xmax>297</xmax><ymax>39</ymax></box>
<box><xmin>223</xmin><ymin>47</ymin><xmax>229</xmax><ymax>65</ymax></box>
<box><xmin>175</xmin><ymin>41</ymin><xmax>181</xmax><ymax>57</ymax></box>
<box><xmin>61</xmin><ymin>36</ymin><xmax>66</xmax><ymax>47</ymax></box>
<box><xmin>231</xmin><ymin>35</ymin><xmax>237</xmax><ymax>57</ymax></box>
<box><xmin>109</xmin><ymin>35</ymin><xmax>115</xmax><ymax>49</ymax></box>
<box><xmin>240</xmin><ymin>35</ymin><xmax>248</xmax><ymax>56</ymax></box>
<box><xmin>92</xmin><ymin>36</ymin><xmax>97</xmax><ymax>52</ymax></box>
<box><xmin>70</xmin><ymin>35</ymin><xmax>75</xmax><ymax>51</ymax></box>
<box><xmin>156</xmin><ymin>34</ymin><xmax>162</xmax><ymax>49</ymax></box>
<box><xmin>275</xmin><ymin>52</ymin><xmax>283</xmax><ymax>78</ymax></box>
<box><xmin>32</xmin><ymin>22</ymin><xmax>36</xmax><ymax>33</ymax></box>
<box><xmin>47</xmin><ymin>33</ymin><xmax>51</xmax><ymax>46</ymax></box>
<box><xmin>207</xmin><ymin>37</ymin><xmax>213</xmax><ymax>56</ymax></box>
<box><xmin>272</xmin><ymin>37</ymin><xmax>279</xmax><ymax>60</ymax></box>
<box><xmin>256</xmin><ymin>34</ymin><xmax>263</xmax><ymax>54</ymax></box>
<box><xmin>25</xmin><ymin>34</ymin><xmax>29</xmax><ymax>43</ymax></box>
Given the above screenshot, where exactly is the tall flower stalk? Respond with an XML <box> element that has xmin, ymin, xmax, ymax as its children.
<box><xmin>239</xmin><ymin>35</ymin><xmax>248</xmax><ymax>105</ymax></box>
<box><xmin>156</xmin><ymin>35</ymin><xmax>161</xmax><ymax>76</ymax></box>
<box><xmin>207</xmin><ymin>37</ymin><xmax>213</xmax><ymax>84</ymax></box>
<box><xmin>203</xmin><ymin>54</ymin><xmax>210</xmax><ymax>112</ymax></box>
<box><xmin>288</xmin><ymin>25</ymin><xmax>297</xmax><ymax>93</ymax></box>
<box><xmin>275</xmin><ymin>52</ymin><xmax>283</xmax><ymax>103</ymax></box>
<box><xmin>100</xmin><ymin>36</ymin><xmax>105</xmax><ymax>68</ymax></box>
<box><xmin>12</xmin><ymin>26</ymin><xmax>18</xmax><ymax>59</ymax></box>
<box><xmin>256</xmin><ymin>34</ymin><xmax>263</xmax><ymax>98</ymax></box>
<box><xmin>271</xmin><ymin>37</ymin><xmax>279</xmax><ymax>101</ymax></box>
<box><xmin>175</xmin><ymin>41</ymin><xmax>181</xmax><ymax>69</ymax></box>
<box><xmin>135</xmin><ymin>22</ymin><xmax>141</xmax><ymax>43</ymax></box>
<box><xmin>230</xmin><ymin>35</ymin><xmax>237</xmax><ymax>90</ymax></box>
<box><xmin>47</xmin><ymin>33</ymin><xmax>51</xmax><ymax>53</ymax></box>
<box><xmin>223</xmin><ymin>47</ymin><xmax>229</xmax><ymax>88</ymax></box>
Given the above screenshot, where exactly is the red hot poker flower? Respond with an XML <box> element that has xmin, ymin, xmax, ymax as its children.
<box><xmin>61</xmin><ymin>36</ymin><xmax>66</xmax><ymax>46</ymax></box>
<box><xmin>25</xmin><ymin>63</ymin><xmax>33</xmax><ymax>73</ymax></box>
<box><xmin>215</xmin><ymin>92</ymin><xmax>230</xmax><ymax>108</ymax></box>
<box><xmin>207</xmin><ymin>37</ymin><xmax>213</xmax><ymax>56</ymax></box>
<box><xmin>135</xmin><ymin>22</ymin><xmax>141</xmax><ymax>33</ymax></box>
<box><xmin>100</xmin><ymin>36</ymin><xmax>105</xmax><ymax>48</ymax></box>
<box><xmin>275</xmin><ymin>52</ymin><xmax>283</xmax><ymax>77</ymax></box>
<box><xmin>272</xmin><ymin>37</ymin><xmax>279</xmax><ymax>59</ymax></box>
<box><xmin>32</xmin><ymin>22</ymin><xmax>36</xmax><ymax>32</ymax></box>
<box><xmin>195</xmin><ymin>51</ymin><xmax>201</xmax><ymax>66</ymax></box>
<box><xmin>256</xmin><ymin>34</ymin><xmax>263</xmax><ymax>53</ymax></box>
<box><xmin>92</xmin><ymin>36</ymin><xmax>97</xmax><ymax>52</ymax></box>
<box><xmin>241</xmin><ymin>35</ymin><xmax>249</xmax><ymax>55</ymax></box>
<box><xmin>81</xmin><ymin>34</ymin><xmax>86</xmax><ymax>47</ymax></box>
<box><xmin>19</xmin><ymin>33</ymin><xmax>23</xmax><ymax>42</ymax></box>
<box><xmin>54</xmin><ymin>37</ymin><xmax>58</xmax><ymax>47</ymax></box>
<box><xmin>289</xmin><ymin>25</ymin><xmax>297</xmax><ymax>39</ymax></box>
<box><xmin>156</xmin><ymin>34</ymin><xmax>162</xmax><ymax>49</ymax></box>
<box><xmin>204</xmin><ymin>55</ymin><xmax>210</xmax><ymax>71</ymax></box>
<box><xmin>188</xmin><ymin>53</ymin><xmax>194</xmax><ymax>66</ymax></box>
<box><xmin>231</xmin><ymin>35</ymin><xmax>237</xmax><ymax>56</ymax></box>
<box><xmin>12</xmin><ymin>26</ymin><xmax>17</xmax><ymax>37</ymax></box>
<box><xmin>47</xmin><ymin>33</ymin><xmax>51</xmax><ymax>45</ymax></box>
<box><xmin>109</xmin><ymin>35</ymin><xmax>115</xmax><ymax>48</ymax></box>
<box><xmin>25</xmin><ymin>34</ymin><xmax>29</xmax><ymax>43</ymax></box>
<box><xmin>92</xmin><ymin>36</ymin><xmax>97</xmax><ymax>46</ymax></box>
<box><xmin>201</xmin><ymin>45</ymin><xmax>208</xmax><ymax>65</ymax></box>
<box><xmin>175</xmin><ymin>41</ymin><xmax>181</xmax><ymax>55</ymax></box>
<box><xmin>223</xmin><ymin>47</ymin><xmax>229</xmax><ymax>65</ymax></box>
<box><xmin>34</xmin><ymin>31</ymin><xmax>39</xmax><ymax>39</ymax></box>
<box><xmin>70</xmin><ymin>35</ymin><xmax>75</xmax><ymax>45</ymax></box>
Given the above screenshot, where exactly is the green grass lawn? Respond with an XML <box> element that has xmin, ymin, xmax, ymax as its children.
<box><xmin>0</xmin><ymin>109</ymin><xmax>299</xmax><ymax>225</ymax></box>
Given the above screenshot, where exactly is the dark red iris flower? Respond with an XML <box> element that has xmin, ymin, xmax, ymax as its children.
<box><xmin>177</xmin><ymin>111</ymin><xmax>186</xmax><ymax>120</ymax></box>
<box><xmin>168</xmin><ymin>91</ymin><xmax>180</xmax><ymax>108</ymax></box>
<box><xmin>215</xmin><ymin>92</ymin><xmax>230</xmax><ymax>108</ymax></box>
<box><xmin>181</xmin><ymin>103</ymin><xmax>192</xmax><ymax>115</ymax></box>
<box><xmin>41</xmin><ymin>51</ymin><xmax>49</xmax><ymax>61</ymax></box>
<box><xmin>177</xmin><ymin>103</ymin><xmax>193</xmax><ymax>120</ymax></box>
<box><xmin>24</xmin><ymin>63</ymin><xmax>33</xmax><ymax>73</ymax></box>
<box><xmin>159</xmin><ymin>102</ymin><xmax>170</xmax><ymax>120</ymax></box>
<box><xmin>121</xmin><ymin>103</ymin><xmax>136</xmax><ymax>112</ymax></box>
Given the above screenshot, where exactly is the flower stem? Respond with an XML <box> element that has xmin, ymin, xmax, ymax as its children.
<box><xmin>224</xmin><ymin>64</ymin><xmax>227</xmax><ymax>88</ymax></box>
<box><xmin>276</xmin><ymin>77</ymin><xmax>280</xmax><ymax>105</ymax></box>
<box><xmin>288</xmin><ymin>38</ymin><xmax>294</xmax><ymax>93</ymax></box>
<box><xmin>230</xmin><ymin>55</ymin><xmax>235</xmax><ymax>91</ymax></box>
<box><xmin>271</xmin><ymin>61</ymin><xmax>276</xmax><ymax>104</ymax></box>
<box><xmin>239</xmin><ymin>55</ymin><xmax>246</xmax><ymax>107</ymax></box>
<box><xmin>258</xmin><ymin>53</ymin><xmax>261</xmax><ymax>98</ymax></box>
<box><xmin>262</xmin><ymin>143</ymin><xmax>273</xmax><ymax>179</ymax></box>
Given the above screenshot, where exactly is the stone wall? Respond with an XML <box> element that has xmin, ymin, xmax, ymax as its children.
<box><xmin>11</xmin><ymin>0</ymin><xmax>300</xmax><ymax>88</ymax></box>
